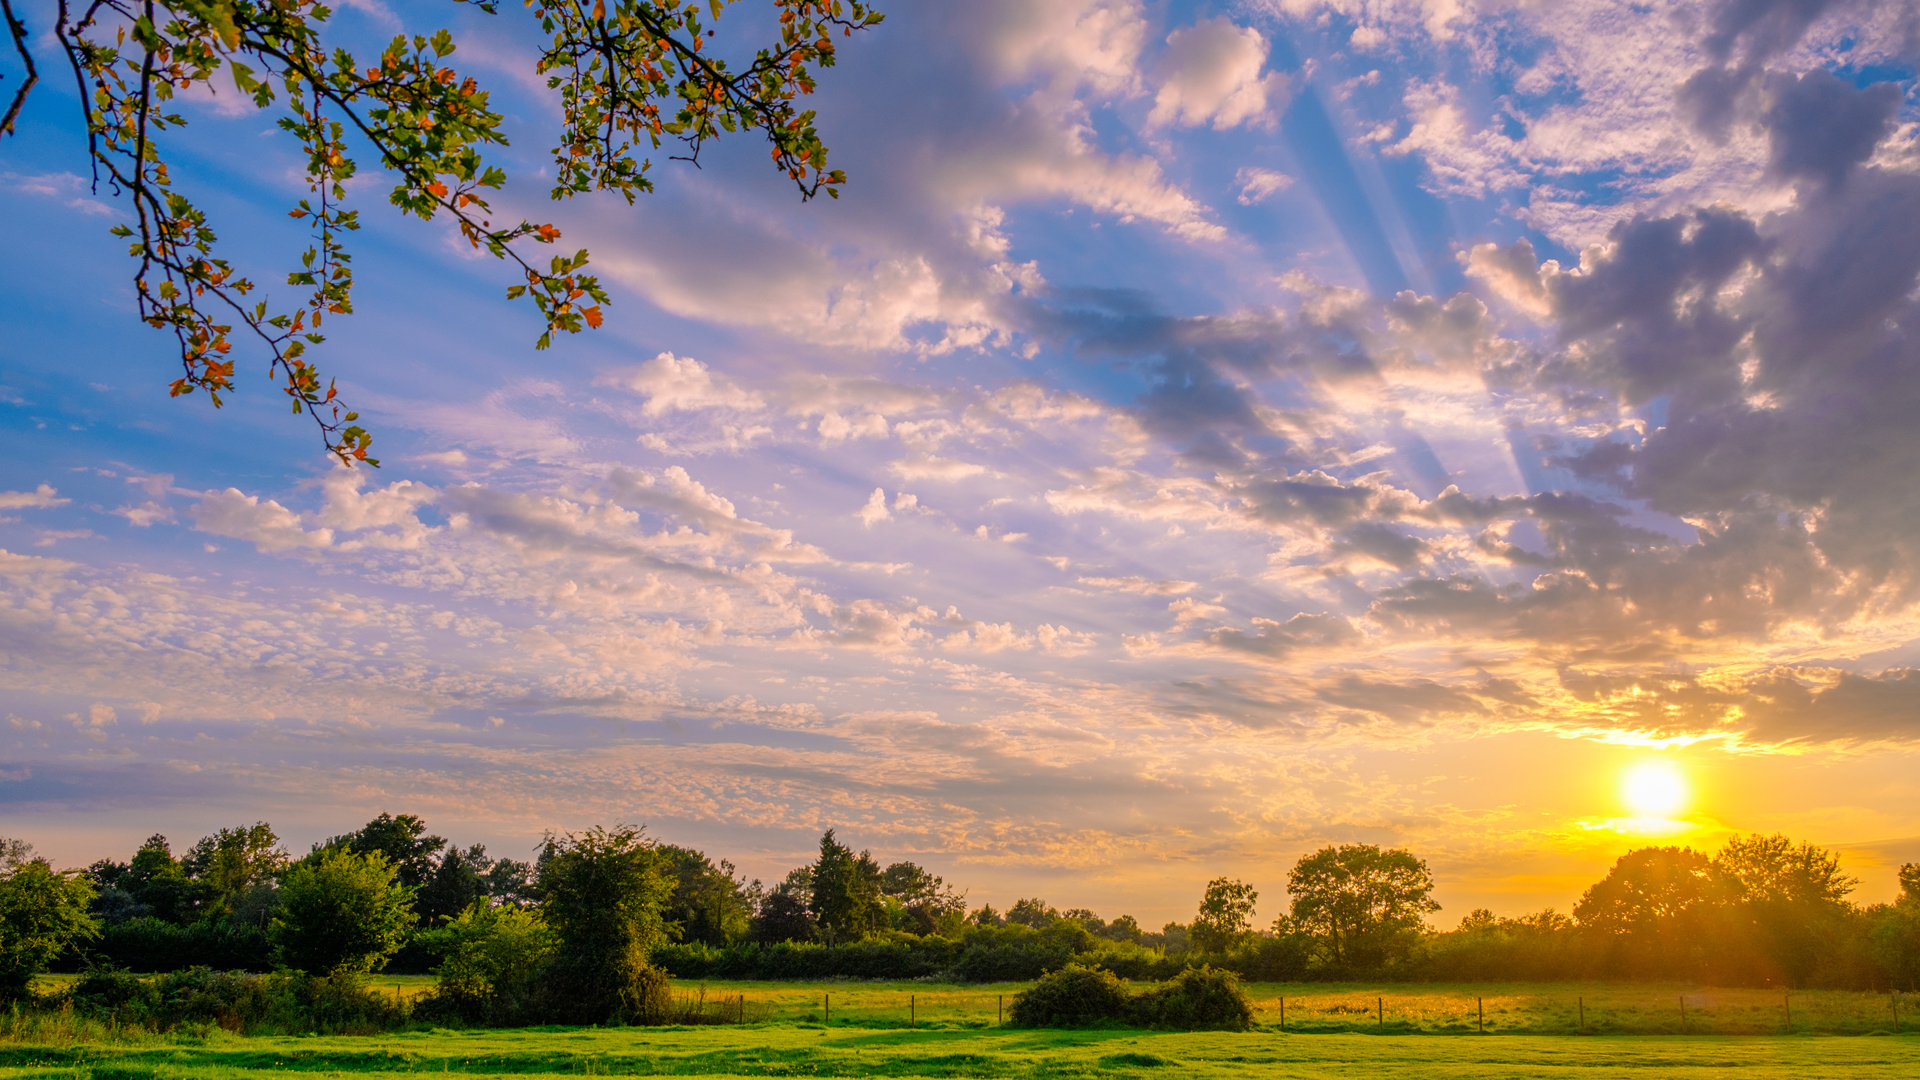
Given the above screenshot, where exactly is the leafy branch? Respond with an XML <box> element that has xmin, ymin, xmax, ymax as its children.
<box><xmin>2</xmin><ymin>0</ymin><xmax>883</xmax><ymax>465</ymax></box>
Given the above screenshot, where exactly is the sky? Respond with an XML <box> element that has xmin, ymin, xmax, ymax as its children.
<box><xmin>3</xmin><ymin>0</ymin><xmax>1920</xmax><ymax>926</ymax></box>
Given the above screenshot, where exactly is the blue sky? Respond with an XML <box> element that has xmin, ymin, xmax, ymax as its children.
<box><xmin>4</xmin><ymin>0</ymin><xmax>1920</xmax><ymax>923</ymax></box>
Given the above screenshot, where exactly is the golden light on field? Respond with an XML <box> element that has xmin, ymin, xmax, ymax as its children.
<box><xmin>1621</xmin><ymin>760</ymin><xmax>1689</xmax><ymax>819</ymax></box>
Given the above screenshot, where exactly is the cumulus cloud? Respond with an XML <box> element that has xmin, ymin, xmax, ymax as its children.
<box><xmin>1148</xmin><ymin>17</ymin><xmax>1290</xmax><ymax>131</ymax></box>
<box><xmin>0</xmin><ymin>485</ymin><xmax>69</xmax><ymax>510</ymax></box>
<box><xmin>599</xmin><ymin>352</ymin><xmax>765</xmax><ymax>415</ymax></box>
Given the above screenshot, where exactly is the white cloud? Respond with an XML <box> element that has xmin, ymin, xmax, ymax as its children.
<box><xmin>190</xmin><ymin>489</ymin><xmax>335</xmax><ymax>552</ymax></box>
<box><xmin>599</xmin><ymin>352</ymin><xmax>765</xmax><ymax>415</ymax></box>
<box><xmin>856</xmin><ymin>488</ymin><xmax>892</xmax><ymax>528</ymax></box>
<box><xmin>0</xmin><ymin>484</ymin><xmax>70</xmax><ymax>510</ymax></box>
<box><xmin>1235</xmin><ymin>166</ymin><xmax>1296</xmax><ymax>205</ymax></box>
<box><xmin>1149</xmin><ymin>17</ymin><xmax>1290</xmax><ymax>131</ymax></box>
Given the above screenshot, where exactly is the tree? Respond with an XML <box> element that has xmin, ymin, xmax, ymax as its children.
<box><xmin>0</xmin><ymin>841</ymin><xmax>98</xmax><ymax>1002</ymax></box>
<box><xmin>0</xmin><ymin>0</ymin><xmax>884</xmax><ymax>464</ymax></box>
<box><xmin>184</xmin><ymin>823</ymin><xmax>288</xmax><ymax>919</ymax></box>
<box><xmin>417</xmin><ymin>844</ymin><xmax>490</xmax><ymax>926</ymax></box>
<box><xmin>1005</xmin><ymin>897</ymin><xmax>1058</xmax><ymax>928</ymax></box>
<box><xmin>808</xmin><ymin>829</ymin><xmax>884</xmax><ymax>944</ymax></box>
<box><xmin>1574</xmin><ymin>846</ymin><xmax>1726</xmax><ymax>977</ymax></box>
<box><xmin>1286</xmin><ymin>844</ymin><xmax>1439</xmax><ymax>969</ymax></box>
<box><xmin>533</xmin><ymin>825</ymin><xmax>674</xmax><ymax>1024</ymax></box>
<box><xmin>268</xmin><ymin>846</ymin><xmax>416</xmax><ymax>975</ymax></box>
<box><xmin>122</xmin><ymin>834</ymin><xmax>205</xmax><ymax>924</ymax></box>
<box><xmin>657</xmin><ymin>845</ymin><xmax>753</xmax><ymax>945</ymax></box>
<box><xmin>878</xmin><ymin>861</ymin><xmax>965</xmax><ymax>935</ymax></box>
<box><xmin>423</xmin><ymin>901</ymin><xmax>554</xmax><ymax>1024</ymax></box>
<box><xmin>1191</xmin><ymin>877</ymin><xmax>1258</xmax><ymax>953</ymax></box>
<box><xmin>1713</xmin><ymin>834</ymin><xmax>1857</xmax><ymax>986</ymax></box>
<box><xmin>327</xmin><ymin>813</ymin><xmax>446</xmax><ymax>893</ymax></box>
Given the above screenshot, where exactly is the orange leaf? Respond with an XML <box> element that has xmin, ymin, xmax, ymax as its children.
<box><xmin>427</xmin><ymin>181</ymin><xmax>448</xmax><ymax>198</ymax></box>
<box><xmin>584</xmin><ymin>306</ymin><xmax>603</xmax><ymax>329</ymax></box>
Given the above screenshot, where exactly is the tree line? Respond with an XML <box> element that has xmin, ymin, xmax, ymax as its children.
<box><xmin>2</xmin><ymin>815</ymin><xmax>1918</xmax><ymax>1029</ymax></box>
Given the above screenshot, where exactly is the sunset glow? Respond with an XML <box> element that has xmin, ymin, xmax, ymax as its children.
<box><xmin>3</xmin><ymin>0</ymin><xmax>1919</xmax><ymax>922</ymax></box>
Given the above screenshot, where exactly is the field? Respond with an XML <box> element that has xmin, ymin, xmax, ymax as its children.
<box><xmin>12</xmin><ymin>978</ymin><xmax>1916</xmax><ymax>1078</ymax></box>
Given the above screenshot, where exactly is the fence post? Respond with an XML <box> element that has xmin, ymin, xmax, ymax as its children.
<box><xmin>1679</xmin><ymin>995</ymin><xmax>1687</xmax><ymax>1034</ymax></box>
<box><xmin>1378</xmin><ymin>996</ymin><xmax>1383</xmax><ymax>1030</ymax></box>
<box><xmin>1578</xmin><ymin>996</ymin><xmax>1584</xmax><ymax>1033</ymax></box>
<box><xmin>825</xmin><ymin>993</ymin><xmax>830</xmax><ymax>1025</ymax></box>
<box><xmin>998</xmin><ymin>995</ymin><xmax>1002</xmax><ymax>1025</ymax></box>
<box><xmin>1893</xmin><ymin>992</ymin><xmax>1899</xmax><ymax>1032</ymax></box>
<box><xmin>1279</xmin><ymin>996</ymin><xmax>1285</xmax><ymax>1033</ymax></box>
<box><xmin>910</xmin><ymin>994</ymin><xmax>915</xmax><ymax>1027</ymax></box>
<box><xmin>1477</xmin><ymin>997</ymin><xmax>1483</xmax><ymax>1034</ymax></box>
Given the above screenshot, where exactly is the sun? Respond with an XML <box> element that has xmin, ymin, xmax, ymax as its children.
<box><xmin>1622</xmin><ymin>760</ymin><xmax>1689</xmax><ymax>818</ymax></box>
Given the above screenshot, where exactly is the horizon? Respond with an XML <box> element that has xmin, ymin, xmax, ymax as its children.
<box><xmin>3</xmin><ymin>0</ymin><xmax>1919</xmax><ymax>928</ymax></box>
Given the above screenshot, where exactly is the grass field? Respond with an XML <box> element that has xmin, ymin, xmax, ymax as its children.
<box><xmin>16</xmin><ymin>977</ymin><xmax>1916</xmax><ymax>1077</ymax></box>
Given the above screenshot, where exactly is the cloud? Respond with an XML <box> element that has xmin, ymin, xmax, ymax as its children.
<box><xmin>1235</xmin><ymin>167</ymin><xmax>1295</xmax><ymax>205</ymax></box>
<box><xmin>599</xmin><ymin>352</ymin><xmax>765</xmax><ymax>415</ymax></box>
<box><xmin>190</xmin><ymin>489</ymin><xmax>335</xmax><ymax>552</ymax></box>
<box><xmin>857</xmin><ymin>488</ymin><xmax>892</xmax><ymax>528</ymax></box>
<box><xmin>1148</xmin><ymin>17</ymin><xmax>1290</xmax><ymax>131</ymax></box>
<box><xmin>0</xmin><ymin>485</ymin><xmax>70</xmax><ymax>510</ymax></box>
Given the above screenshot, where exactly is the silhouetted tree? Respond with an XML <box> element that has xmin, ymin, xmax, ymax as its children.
<box><xmin>1191</xmin><ymin>877</ymin><xmax>1258</xmax><ymax>953</ymax></box>
<box><xmin>1287</xmin><ymin>844</ymin><xmax>1438</xmax><ymax>969</ymax></box>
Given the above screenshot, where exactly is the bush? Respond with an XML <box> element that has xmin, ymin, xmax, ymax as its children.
<box><xmin>1131</xmin><ymin>965</ymin><xmax>1252</xmax><ymax>1031</ymax></box>
<box><xmin>531</xmin><ymin>827</ymin><xmax>675</xmax><ymax>1025</ymax></box>
<box><xmin>91</xmin><ymin>916</ymin><xmax>272</xmax><ymax>972</ymax></box>
<box><xmin>1008</xmin><ymin>964</ymin><xmax>1132</xmax><ymax>1027</ymax></box>
<box><xmin>415</xmin><ymin>903</ymin><xmax>553</xmax><ymax>1025</ymax></box>
<box><xmin>61</xmin><ymin>967</ymin><xmax>403</xmax><ymax>1033</ymax></box>
<box><xmin>0</xmin><ymin>856</ymin><xmax>98</xmax><ymax>1001</ymax></box>
<box><xmin>269</xmin><ymin>849</ymin><xmax>416</xmax><ymax>976</ymax></box>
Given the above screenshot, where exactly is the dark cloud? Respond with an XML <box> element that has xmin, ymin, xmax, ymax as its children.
<box><xmin>1205</xmin><ymin>611</ymin><xmax>1359</xmax><ymax>659</ymax></box>
<box><xmin>1762</xmin><ymin>70</ymin><xmax>1902</xmax><ymax>191</ymax></box>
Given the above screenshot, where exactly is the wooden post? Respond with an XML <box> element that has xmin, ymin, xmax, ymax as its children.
<box><xmin>1478</xmin><ymin>997</ymin><xmax>1484</xmax><ymax>1034</ymax></box>
<box><xmin>911</xmin><ymin>994</ymin><xmax>915</xmax><ymax>1027</ymax></box>
<box><xmin>1578</xmin><ymin>996</ymin><xmax>1584</xmax><ymax>1033</ymax></box>
<box><xmin>1893</xmin><ymin>992</ymin><xmax>1899</xmax><ymax>1032</ymax></box>
<box><xmin>998</xmin><ymin>995</ymin><xmax>1002</xmax><ymax>1024</ymax></box>
<box><xmin>1279</xmin><ymin>996</ymin><xmax>1285</xmax><ymax>1033</ymax></box>
<box><xmin>1679</xmin><ymin>995</ymin><xmax>1687</xmax><ymax>1033</ymax></box>
<box><xmin>825</xmin><ymin>993</ymin><xmax>830</xmax><ymax>1025</ymax></box>
<box><xmin>1377</xmin><ymin>996</ymin><xmax>1383</xmax><ymax>1030</ymax></box>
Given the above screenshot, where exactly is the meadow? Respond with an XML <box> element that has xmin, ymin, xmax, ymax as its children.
<box><xmin>10</xmin><ymin>977</ymin><xmax>1917</xmax><ymax>1078</ymax></box>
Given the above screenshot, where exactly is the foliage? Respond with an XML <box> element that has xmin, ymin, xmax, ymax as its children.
<box><xmin>60</xmin><ymin>966</ymin><xmax>403</xmax><ymax>1034</ymax></box>
<box><xmin>1287</xmin><ymin>844</ymin><xmax>1439</xmax><ymax>970</ymax></box>
<box><xmin>0</xmin><ymin>0</ymin><xmax>883</xmax><ymax>463</ymax></box>
<box><xmin>416</xmin><ymin>902</ymin><xmax>554</xmax><ymax>1025</ymax></box>
<box><xmin>658</xmin><ymin>845</ymin><xmax>754</xmax><ymax>946</ymax></box>
<box><xmin>1006</xmin><ymin>963</ymin><xmax>1132</xmax><ymax>1027</ymax></box>
<box><xmin>0</xmin><ymin>844</ymin><xmax>99</xmax><ymax>1002</ymax></box>
<box><xmin>183</xmin><ymin>825</ymin><xmax>287</xmax><ymax>921</ymax></box>
<box><xmin>1130</xmin><ymin>964</ymin><xmax>1254</xmax><ymax>1031</ymax></box>
<box><xmin>1005</xmin><ymin>898</ymin><xmax>1058</xmax><ymax>928</ymax></box>
<box><xmin>268</xmin><ymin>848</ymin><xmax>416</xmax><ymax>976</ymax></box>
<box><xmin>878</xmin><ymin>861</ymin><xmax>966</xmax><ymax>936</ymax></box>
<box><xmin>1190</xmin><ymin>877</ymin><xmax>1258</xmax><ymax>953</ymax></box>
<box><xmin>532</xmin><ymin>825</ymin><xmax>675</xmax><ymax>1024</ymax></box>
<box><xmin>91</xmin><ymin>915</ymin><xmax>272</xmax><ymax>973</ymax></box>
<box><xmin>322</xmin><ymin>813</ymin><xmax>445</xmax><ymax>893</ymax></box>
<box><xmin>809</xmin><ymin>830</ymin><xmax>886</xmax><ymax>945</ymax></box>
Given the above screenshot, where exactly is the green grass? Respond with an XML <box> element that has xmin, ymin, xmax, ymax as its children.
<box><xmin>0</xmin><ymin>1025</ymin><xmax>1915</xmax><ymax>1079</ymax></box>
<box><xmin>17</xmin><ymin>978</ymin><xmax>1916</xmax><ymax>1077</ymax></box>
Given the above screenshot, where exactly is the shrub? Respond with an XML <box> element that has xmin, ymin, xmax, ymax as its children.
<box><xmin>93</xmin><ymin>916</ymin><xmax>272</xmax><ymax>972</ymax></box>
<box><xmin>531</xmin><ymin>826</ymin><xmax>674</xmax><ymax>1025</ymax></box>
<box><xmin>0</xmin><ymin>854</ymin><xmax>98</xmax><ymax>1002</ymax></box>
<box><xmin>269</xmin><ymin>849</ymin><xmax>415</xmax><ymax>976</ymax></box>
<box><xmin>416</xmin><ymin>902</ymin><xmax>553</xmax><ymax>1025</ymax></box>
<box><xmin>1131</xmin><ymin>965</ymin><xmax>1252</xmax><ymax>1031</ymax></box>
<box><xmin>62</xmin><ymin>967</ymin><xmax>402</xmax><ymax>1033</ymax></box>
<box><xmin>1008</xmin><ymin>964</ymin><xmax>1132</xmax><ymax>1027</ymax></box>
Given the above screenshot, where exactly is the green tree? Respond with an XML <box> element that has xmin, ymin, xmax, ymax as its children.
<box><xmin>657</xmin><ymin>845</ymin><xmax>753</xmax><ymax>946</ymax></box>
<box><xmin>1286</xmin><ymin>844</ymin><xmax>1439</xmax><ymax>969</ymax></box>
<box><xmin>1191</xmin><ymin>877</ymin><xmax>1258</xmax><ymax>953</ymax></box>
<box><xmin>268</xmin><ymin>847</ymin><xmax>416</xmax><ymax>975</ymax></box>
<box><xmin>534</xmin><ymin>825</ymin><xmax>674</xmax><ymax>1024</ymax></box>
<box><xmin>184</xmin><ymin>823</ymin><xmax>288</xmax><ymax>919</ymax></box>
<box><xmin>0</xmin><ymin>841</ymin><xmax>99</xmax><ymax>1003</ymax></box>
<box><xmin>327</xmin><ymin>813</ymin><xmax>446</xmax><ymax>893</ymax></box>
<box><xmin>423</xmin><ymin>901</ymin><xmax>554</xmax><ymax>1023</ymax></box>
<box><xmin>0</xmin><ymin>0</ymin><xmax>883</xmax><ymax>464</ymax></box>
<box><xmin>808</xmin><ymin>830</ymin><xmax>884</xmax><ymax>944</ymax></box>
<box><xmin>417</xmin><ymin>844</ymin><xmax>490</xmax><ymax>926</ymax></box>
<box><xmin>122</xmin><ymin>835</ymin><xmax>206</xmax><ymax>923</ymax></box>
<box><xmin>1005</xmin><ymin>897</ymin><xmax>1058</xmax><ymax>928</ymax></box>
<box><xmin>879</xmin><ymin>860</ymin><xmax>966</xmax><ymax>935</ymax></box>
